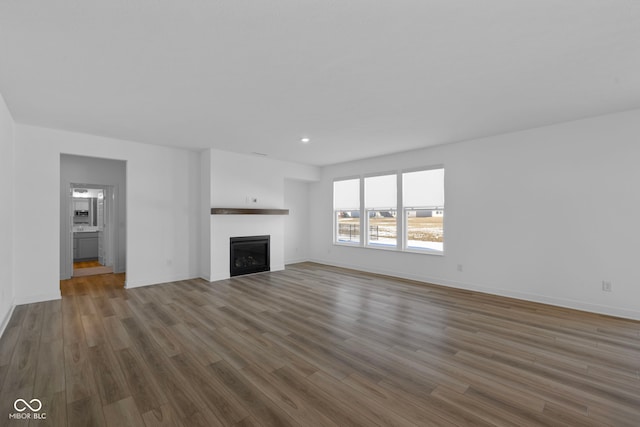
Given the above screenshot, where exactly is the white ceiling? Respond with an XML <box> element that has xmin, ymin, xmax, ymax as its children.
<box><xmin>1</xmin><ymin>1</ymin><xmax>639</xmax><ymax>166</ymax></box>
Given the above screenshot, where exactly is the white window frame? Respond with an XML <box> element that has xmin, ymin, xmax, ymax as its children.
<box><xmin>364</xmin><ymin>172</ymin><xmax>399</xmax><ymax>249</ymax></box>
<box><xmin>402</xmin><ymin>166</ymin><xmax>445</xmax><ymax>255</ymax></box>
<box><xmin>332</xmin><ymin>166</ymin><xmax>444</xmax><ymax>255</ymax></box>
<box><xmin>333</xmin><ymin>177</ymin><xmax>362</xmax><ymax>246</ymax></box>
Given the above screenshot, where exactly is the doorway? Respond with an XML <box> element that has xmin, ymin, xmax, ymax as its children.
<box><xmin>70</xmin><ymin>185</ymin><xmax>114</xmax><ymax>277</ymax></box>
<box><xmin>60</xmin><ymin>154</ymin><xmax>126</xmax><ymax>281</ymax></box>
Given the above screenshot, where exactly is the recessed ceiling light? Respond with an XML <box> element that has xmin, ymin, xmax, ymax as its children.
<box><xmin>300</xmin><ymin>137</ymin><xmax>311</xmax><ymax>144</ymax></box>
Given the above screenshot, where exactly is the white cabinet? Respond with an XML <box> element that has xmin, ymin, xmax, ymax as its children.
<box><xmin>73</xmin><ymin>232</ymin><xmax>99</xmax><ymax>261</ymax></box>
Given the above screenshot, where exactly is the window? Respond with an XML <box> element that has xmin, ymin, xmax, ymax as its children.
<box><xmin>334</xmin><ymin>179</ymin><xmax>360</xmax><ymax>243</ymax></box>
<box><xmin>403</xmin><ymin>168</ymin><xmax>444</xmax><ymax>252</ymax></box>
<box><xmin>365</xmin><ymin>174</ymin><xmax>397</xmax><ymax>247</ymax></box>
<box><xmin>333</xmin><ymin>166</ymin><xmax>445</xmax><ymax>254</ymax></box>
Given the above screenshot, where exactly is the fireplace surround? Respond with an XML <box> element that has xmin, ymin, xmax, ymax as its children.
<box><xmin>229</xmin><ymin>235</ymin><xmax>270</xmax><ymax>277</ymax></box>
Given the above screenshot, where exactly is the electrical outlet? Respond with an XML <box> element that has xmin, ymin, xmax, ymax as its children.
<box><xmin>602</xmin><ymin>281</ymin><xmax>612</xmax><ymax>292</ymax></box>
<box><xmin>457</xmin><ymin>264</ymin><xmax>463</xmax><ymax>272</ymax></box>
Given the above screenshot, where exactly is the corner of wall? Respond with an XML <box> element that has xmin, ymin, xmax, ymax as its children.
<box><xmin>0</xmin><ymin>89</ymin><xmax>16</xmax><ymax>338</ymax></box>
<box><xmin>0</xmin><ymin>302</ymin><xmax>16</xmax><ymax>339</ymax></box>
<box><xmin>199</xmin><ymin>149</ymin><xmax>212</xmax><ymax>280</ymax></box>
<box><xmin>308</xmin><ymin>109</ymin><xmax>640</xmax><ymax>321</ymax></box>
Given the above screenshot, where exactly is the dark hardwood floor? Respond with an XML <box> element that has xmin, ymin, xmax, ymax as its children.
<box><xmin>1</xmin><ymin>263</ymin><xmax>639</xmax><ymax>426</ymax></box>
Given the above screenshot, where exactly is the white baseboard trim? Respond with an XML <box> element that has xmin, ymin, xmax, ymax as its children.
<box><xmin>309</xmin><ymin>258</ymin><xmax>640</xmax><ymax>321</ymax></box>
<box><xmin>125</xmin><ymin>274</ymin><xmax>198</xmax><ymax>289</ymax></box>
<box><xmin>208</xmin><ymin>273</ymin><xmax>229</xmax><ymax>282</ymax></box>
<box><xmin>0</xmin><ymin>302</ymin><xmax>16</xmax><ymax>339</ymax></box>
<box><xmin>271</xmin><ymin>264</ymin><xmax>285</xmax><ymax>273</ymax></box>
<box><xmin>284</xmin><ymin>258</ymin><xmax>311</xmax><ymax>266</ymax></box>
<box><xmin>14</xmin><ymin>292</ymin><xmax>61</xmax><ymax>306</ymax></box>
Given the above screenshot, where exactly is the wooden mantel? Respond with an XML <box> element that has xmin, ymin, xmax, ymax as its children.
<box><xmin>211</xmin><ymin>208</ymin><xmax>289</xmax><ymax>215</ymax></box>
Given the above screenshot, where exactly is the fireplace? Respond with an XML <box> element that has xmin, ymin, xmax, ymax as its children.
<box><xmin>230</xmin><ymin>235</ymin><xmax>270</xmax><ymax>277</ymax></box>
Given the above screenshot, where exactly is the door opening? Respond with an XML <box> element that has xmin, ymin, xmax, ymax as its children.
<box><xmin>60</xmin><ymin>154</ymin><xmax>126</xmax><ymax>282</ymax></box>
<box><xmin>70</xmin><ymin>184</ymin><xmax>115</xmax><ymax>277</ymax></box>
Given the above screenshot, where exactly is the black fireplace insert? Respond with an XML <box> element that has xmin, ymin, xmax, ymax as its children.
<box><xmin>230</xmin><ymin>235</ymin><xmax>270</xmax><ymax>277</ymax></box>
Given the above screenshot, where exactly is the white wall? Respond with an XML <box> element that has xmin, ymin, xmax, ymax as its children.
<box><xmin>309</xmin><ymin>109</ymin><xmax>640</xmax><ymax>320</ymax></box>
<box><xmin>60</xmin><ymin>154</ymin><xmax>127</xmax><ymax>278</ymax></box>
<box><xmin>0</xmin><ymin>91</ymin><xmax>15</xmax><ymax>333</ymax></box>
<box><xmin>206</xmin><ymin>149</ymin><xmax>319</xmax><ymax>281</ymax></box>
<box><xmin>199</xmin><ymin>151</ymin><xmax>212</xmax><ymax>280</ymax></box>
<box><xmin>284</xmin><ymin>179</ymin><xmax>311</xmax><ymax>264</ymax></box>
<box><xmin>13</xmin><ymin>124</ymin><xmax>201</xmax><ymax>304</ymax></box>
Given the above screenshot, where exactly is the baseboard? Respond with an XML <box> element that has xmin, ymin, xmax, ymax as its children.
<box><xmin>125</xmin><ymin>274</ymin><xmax>197</xmax><ymax>289</ymax></box>
<box><xmin>13</xmin><ymin>292</ymin><xmax>61</xmax><ymax>306</ymax></box>
<box><xmin>0</xmin><ymin>303</ymin><xmax>16</xmax><ymax>339</ymax></box>
<box><xmin>271</xmin><ymin>264</ymin><xmax>285</xmax><ymax>273</ymax></box>
<box><xmin>207</xmin><ymin>273</ymin><xmax>229</xmax><ymax>282</ymax></box>
<box><xmin>309</xmin><ymin>258</ymin><xmax>640</xmax><ymax>321</ymax></box>
<box><xmin>285</xmin><ymin>258</ymin><xmax>310</xmax><ymax>265</ymax></box>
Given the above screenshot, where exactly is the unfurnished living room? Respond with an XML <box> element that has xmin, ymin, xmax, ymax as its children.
<box><xmin>1</xmin><ymin>1</ymin><xmax>639</xmax><ymax>426</ymax></box>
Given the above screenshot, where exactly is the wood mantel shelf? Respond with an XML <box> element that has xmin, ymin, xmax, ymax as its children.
<box><xmin>211</xmin><ymin>208</ymin><xmax>289</xmax><ymax>215</ymax></box>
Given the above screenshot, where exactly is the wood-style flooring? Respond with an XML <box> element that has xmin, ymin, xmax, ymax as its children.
<box><xmin>1</xmin><ymin>263</ymin><xmax>639</xmax><ymax>426</ymax></box>
<box><xmin>73</xmin><ymin>260</ymin><xmax>103</xmax><ymax>269</ymax></box>
<box><xmin>72</xmin><ymin>261</ymin><xmax>113</xmax><ymax>278</ymax></box>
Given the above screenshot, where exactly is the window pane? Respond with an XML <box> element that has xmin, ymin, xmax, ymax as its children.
<box><xmin>365</xmin><ymin>174</ymin><xmax>397</xmax><ymax>246</ymax></box>
<box><xmin>334</xmin><ymin>179</ymin><xmax>360</xmax><ymax>210</ymax></box>
<box><xmin>336</xmin><ymin>211</ymin><xmax>360</xmax><ymax>243</ymax></box>
<box><xmin>367</xmin><ymin>209</ymin><xmax>397</xmax><ymax>246</ymax></box>
<box><xmin>334</xmin><ymin>179</ymin><xmax>360</xmax><ymax>243</ymax></box>
<box><xmin>365</xmin><ymin>175</ymin><xmax>396</xmax><ymax>209</ymax></box>
<box><xmin>406</xmin><ymin>209</ymin><xmax>444</xmax><ymax>251</ymax></box>
<box><xmin>403</xmin><ymin>169</ymin><xmax>444</xmax><ymax>207</ymax></box>
<box><xmin>403</xmin><ymin>168</ymin><xmax>444</xmax><ymax>252</ymax></box>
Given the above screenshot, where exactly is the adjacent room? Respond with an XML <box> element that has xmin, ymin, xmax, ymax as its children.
<box><xmin>1</xmin><ymin>1</ymin><xmax>639</xmax><ymax>426</ymax></box>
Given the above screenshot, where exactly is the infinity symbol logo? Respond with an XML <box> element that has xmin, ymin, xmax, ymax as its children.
<box><xmin>14</xmin><ymin>398</ymin><xmax>42</xmax><ymax>412</ymax></box>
